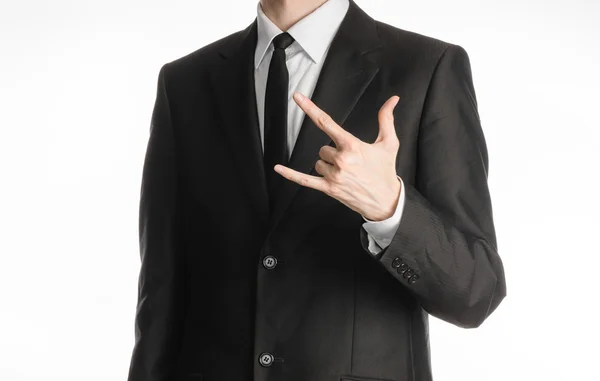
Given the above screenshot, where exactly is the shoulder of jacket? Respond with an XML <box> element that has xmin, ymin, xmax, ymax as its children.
<box><xmin>160</xmin><ymin>23</ymin><xmax>251</xmax><ymax>79</ymax></box>
<box><xmin>374</xmin><ymin>20</ymin><xmax>462</xmax><ymax>59</ymax></box>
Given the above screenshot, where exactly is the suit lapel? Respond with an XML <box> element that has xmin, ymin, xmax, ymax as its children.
<box><xmin>267</xmin><ymin>0</ymin><xmax>383</xmax><ymax>231</ymax></box>
<box><xmin>209</xmin><ymin>21</ymin><xmax>271</xmax><ymax>228</ymax></box>
<box><xmin>210</xmin><ymin>0</ymin><xmax>383</xmax><ymax>235</ymax></box>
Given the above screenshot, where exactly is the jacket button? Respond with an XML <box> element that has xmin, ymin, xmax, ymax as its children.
<box><xmin>259</xmin><ymin>352</ymin><xmax>274</xmax><ymax>367</ymax></box>
<box><xmin>403</xmin><ymin>269</ymin><xmax>413</xmax><ymax>279</ymax></box>
<box><xmin>262</xmin><ymin>255</ymin><xmax>278</xmax><ymax>270</ymax></box>
<box><xmin>409</xmin><ymin>274</ymin><xmax>419</xmax><ymax>284</ymax></box>
<box><xmin>391</xmin><ymin>257</ymin><xmax>402</xmax><ymax>268</ymax></box>
<box><xmin>397</xmin><ymin>263</ymin><xmax>408</xmax><ymax>274</ymax></box>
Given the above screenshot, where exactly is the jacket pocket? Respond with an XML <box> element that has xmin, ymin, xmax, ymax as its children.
<box><xmin>340</xmin><ymin>375</ymin><xmax>395</xmax><ymax>381</ymax></box>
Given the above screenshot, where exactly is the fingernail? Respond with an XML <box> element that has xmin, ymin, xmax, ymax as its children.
<box><xmin>294</xmin><ymin>92</ymin><xmax>305</xmax><ymax>102</ymax></box>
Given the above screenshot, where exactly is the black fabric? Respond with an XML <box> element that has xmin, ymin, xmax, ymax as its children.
<box><xmin>127</xmin><ymin>1</ymin><xmax>506</xmax><ymax>380</ymax></box>
<box><xmin>263</xmin><ymin>32</ymin><xmax>295</xmax><ymax>216</ymax></box>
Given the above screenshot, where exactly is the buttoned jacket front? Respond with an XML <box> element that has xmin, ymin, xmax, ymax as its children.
<box><xmin>127</xmin><ymin>1</ymin><xmax>507</xmax><ymax>381</ymax></box>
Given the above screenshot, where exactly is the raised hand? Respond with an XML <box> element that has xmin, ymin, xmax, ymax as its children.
<box><xmin>273</xmin><ymin>92</ymin><xmax>403</xmax><ymax>221</ymax></box>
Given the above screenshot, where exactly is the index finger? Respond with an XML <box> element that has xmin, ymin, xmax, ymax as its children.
<box><xmin>293</xmin><ymin>92</ymin><xmax>357</xmax><ymax>149</ymax></box>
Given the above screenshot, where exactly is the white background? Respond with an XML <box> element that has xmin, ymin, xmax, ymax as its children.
<box><xmin>1</xmin><ymin>0</ymin><xmax>599</xmax><ymax>380</ymax></box>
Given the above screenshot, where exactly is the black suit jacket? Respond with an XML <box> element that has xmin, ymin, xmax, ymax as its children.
<box><xmin>128</xmin><ymin>1</ymin><xmax>506</xmax><ymax>381</ymax></box>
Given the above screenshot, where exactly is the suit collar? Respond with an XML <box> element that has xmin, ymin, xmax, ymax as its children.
<box><xmin>254</xmin><ymin>0</ymin><xmax>350</xmax><ymax>68</ymax></box>
<box><xmin>217</xmin><ymin>0</ymin><xmax>381</xmax><ymax>60</ymax></box>
<box><xmin>211</xmin><ymin>0</ymin><xmax>383</xmax><ymax>234</ymax></box>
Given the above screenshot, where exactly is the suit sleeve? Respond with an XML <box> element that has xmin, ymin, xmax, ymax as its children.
<box><xmin>128</xmin><ymin>64</ymin><xmax>185</xmax><ymax>381</ymax></box>
<box><xmin>360</xmin><ymin>44</ymin><xmax>506</xmax><ymax>328</ymax></box>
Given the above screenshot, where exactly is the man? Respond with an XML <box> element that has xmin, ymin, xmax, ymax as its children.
<box><xmin>127</xmin><ymin>0</ymin><xmax>506</xmax><ymax>380</ymax></box>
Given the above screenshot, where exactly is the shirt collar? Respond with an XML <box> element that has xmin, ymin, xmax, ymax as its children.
<box><xmin>254</xmin><ymin>0</ymin><xmax>350</xmax><ymax>69</ymax></box>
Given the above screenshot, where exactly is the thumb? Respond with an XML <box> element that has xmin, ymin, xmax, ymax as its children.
<box><xmin>375</xmin><ymin>95</ymin><xmax>400</xmax><ymax>148</ymax></box>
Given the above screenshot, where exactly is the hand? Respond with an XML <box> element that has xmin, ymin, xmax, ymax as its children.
<box><xmin>274</xmin><ymin>92</ymin><xmax>403</xmax><ymax>222</ymax></box>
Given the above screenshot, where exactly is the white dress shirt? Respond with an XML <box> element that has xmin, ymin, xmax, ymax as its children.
<box><xmin>254</xmin><ymin>0</ymin><xmax>405</xmax><ymax>255</ymax></box>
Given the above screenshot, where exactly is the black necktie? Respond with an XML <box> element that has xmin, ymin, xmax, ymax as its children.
<box><xmin>263</xmin><ymin>32</ymin><xmax>295</xmax><ymax>215</ymax></box>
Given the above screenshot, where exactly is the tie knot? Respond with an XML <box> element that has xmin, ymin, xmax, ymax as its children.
<box><xmin>272</xmin><ymin>32</ymin><xmax>295</xmax><ymax>50</ymax></box>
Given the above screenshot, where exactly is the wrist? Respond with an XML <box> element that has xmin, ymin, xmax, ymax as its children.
<box><xmin>366</xmin><ymin>176</ymin><xmax>402</xmax><ymax>221</ymax></box>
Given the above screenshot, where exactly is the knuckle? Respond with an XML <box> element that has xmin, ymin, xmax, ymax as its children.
<box><xmin>318</xmin><ymin>145</ymin><xmax>329</xmax><ymax>158</ymax></box>
<box><xmin>315</xmin><ymin>159</ymin><xmax>325</xmax><ymax>171</ymax></box>
<box><xmin>317</xmin><ymin>113</ymin><xmax>332</xmax><ymax>128</ymax></box>
<box><xmin>327</xmin><ymin>184</ymin><xmax>340</xmax><ymax>197</ymax></box>
<box><xmin>334</xmin><ymin>153</ymin><xmax>350</xmax><ymax>168</ymax></box>
<box><xmin>329</xmin><ymin>168</ymin><xmax>343</xmax><ymax>183</ymax></box>
<box><xmin>346</xmin><ymin>140</ymin><xmax>360</xmax><ymax>152</ymax></box>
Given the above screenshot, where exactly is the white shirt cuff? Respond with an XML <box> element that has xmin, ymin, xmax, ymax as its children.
<box><xmin>361</xmin><ymin>176</ymin><xmax>405</xmax><ymax>255</ymax></box>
